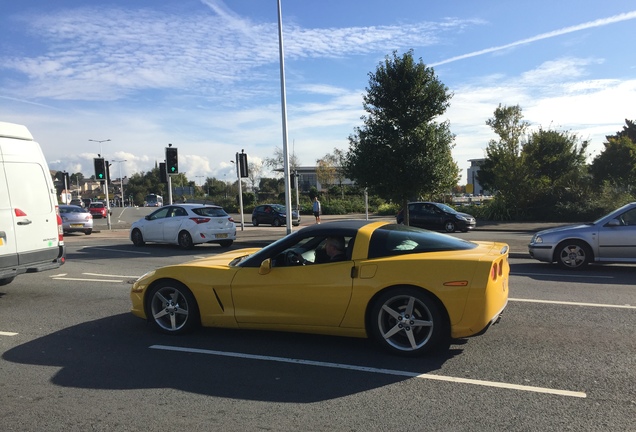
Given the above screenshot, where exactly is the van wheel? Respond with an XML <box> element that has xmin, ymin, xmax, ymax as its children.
<box><xmin>131</xmin><ymin>229</ymin><xmax>145</xmax><ymax>246</ymax></box>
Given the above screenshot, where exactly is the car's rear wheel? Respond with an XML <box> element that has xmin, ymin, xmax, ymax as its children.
<box><xmin>555</xmin><ymin>240</ymin><xmax>592</xmax><ymax>270</ymax></box>
<box><xmin>252</xmin><ymin>218</ymin><xmax>259</xmax><ymax>227</ymax></box>
<box><xmin>146</xmin><ymin>280</ymin><xmax>199</xmax><ymax>335</ymax></box>
<box><xmin>84</xmin><ymin>229</ymin><xmax>92</xmax><ymax>235</ymax></box>
<box><xmin>178</xmin><ymin>230</ymin><xmax>194</xmax><ymax>249</ymax></box>
<box><xmin>131</xmin><ymin>229</ymin><xmax>145</xmax><ymax>246</ymax></box>
<box><xmin>219</xmin><ymin>240</ymin><xmax>233</xmax><ymax>247</ymax></box>
<box><xmin>444</xmin><ymin>221</ymin><xmax>456</xmax><ymax>232</ymax></box>
<box><xmin>369</xmin><ymin>287</ymin><xmax>446</xmax><ymax>356</ymax></box>
<box><xmin>272</xmin><ymin>218</ymin><xmax>282</xmax><ymax>227</ymax></box>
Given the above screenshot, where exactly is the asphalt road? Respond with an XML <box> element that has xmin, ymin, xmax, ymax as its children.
<box><xmin>1</xmin><ymin>216</ymin><xmax>634</xmax><ymax>431</ymax></box>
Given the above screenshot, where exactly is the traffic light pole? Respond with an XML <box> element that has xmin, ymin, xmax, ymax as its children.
<box><xmin>104</xmin><ymin>162</ymin><xmax>111</xmax><ymax>230</ymax></box>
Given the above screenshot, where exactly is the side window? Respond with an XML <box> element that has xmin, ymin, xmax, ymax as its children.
<box><xmin>150</xmin><ymin>207</ymin><xmax>170</xmax><ymax>220</ymax></box>
<box><xmin>620</xmin><ymin>209</ymin><xmax>636</xmax><ymax>226</ymax></box>
<box><xmin>173</xmin><ymin>207</ymin><xmax>188</xmax><ymax>217</ymax></box>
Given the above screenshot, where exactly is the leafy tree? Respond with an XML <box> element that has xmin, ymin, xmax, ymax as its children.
<box><xmin>522</xmin><ymin>128</ymin><xmax>589</xmax><ymax>218</ymax></box>
<box><xmin>605</xmin><ymin>119</ymin><xmax>636</xmax><ymax>143</ymax></box>
<box><xmin>344</xmin><ymin>50</ymin><xmax>458</xmax><ymax>222</ymax></box>
<box><xmin>590</xmin><ymin>135</ymin><xmax>636</xmax><ymax>192</ymax></box>
<box><xmin>264</xmin><ymin>147</ymin><xmax>301</xmax><ymax>175</ymax></box>
<box><xmin>477</xmin><ymin>104</ymin><xmax>529</xmax><ymax>218</ymax></box>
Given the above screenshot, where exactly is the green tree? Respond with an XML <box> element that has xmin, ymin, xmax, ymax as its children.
<box><xmin>477</xmin><ymin>104</ymin><xmax>529</xmax><ymax>218</ymax></box>
<box><xmin>590</xmin><ymin>135</ymin><xmax>636</xmax><ymax>192</ymax></box>
<box><xmin>605</xmin><ymin>119</ymin><xmax>636</xmax><ymax>143</ymax></box>
<box><xmin>522</xmin><ymin>128</ymin><xmax>589</xmax><ymax>218</ymax></box>
<box><xmin>344</xmin><ymin>50</ymin><xmax>457</xmax><ymax>222</ymax></box>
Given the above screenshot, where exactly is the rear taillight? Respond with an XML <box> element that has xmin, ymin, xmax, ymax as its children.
<box><xmin>491</xmin><ymin>262</ymin><xmax>498</xmax><ymax>281</ymax></box>
<box><xmin>190</xmin><ymin>217</ymin><xmax>211</xmax><ymax>224</ymax></box>
<box><xmin>14</xmin><ymin>208</ymin><xmax>27</xmax><ymax>217</ymax></box>
<box><xmin>55</xmin><ymin>206</ymin><xmax>64</xmax><ymax>241</ymax></box>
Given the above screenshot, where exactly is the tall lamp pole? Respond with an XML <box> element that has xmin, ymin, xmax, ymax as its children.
<box><xmin>89</xmin><ymin>139</ymin><xmax>112</xmax><ymax>230</ymax></box>
<box><xmin>112</xmin><ymin>159</ymin><xmax>127</xmax><ymax>207</ymax></box>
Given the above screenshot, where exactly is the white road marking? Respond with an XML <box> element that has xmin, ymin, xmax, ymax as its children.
<box><xmin>509</xmin><ymin>297</ymin><xmax>635</xmax><ymax>309</ymax></box>
<box><xmin>0</xmin><ymin>331</ymin><xmax>18</xmax><ymax>336</ymax></box>
<box><xmin>51</xmin><ymin>277</ymin><xmax>124</xmax><ymax>282</ymax></box>
<box><xmin>83</xmin><ymin>272</ymin><xmax>140</xmax><ymax>278</ymax></box>
<box><xmin>84</xmin><ymin>247</ymin><xmax>151</xmax><ymax>255</ymax></box>
<box><xmin>513</xmin><ymin>272</ymin><xmax>613</xmax><ymax>279</ymax></box>
<box><xmin>150</xmin><ymin>344</ymin><xmax>586</xmax><ymax>398</ymax></box>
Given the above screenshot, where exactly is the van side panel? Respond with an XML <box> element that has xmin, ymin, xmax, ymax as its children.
<box><xmin>0</xmin><ymin>128</ymin><xmax>65</xmax><ymax>284</ymax></box>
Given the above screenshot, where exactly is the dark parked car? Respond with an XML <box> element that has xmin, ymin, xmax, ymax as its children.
<box><xmin>252</xmin><ymin>204</ymin><xmax>300</xmax><ymax>227</ymax></box>
<box><xmin>397</xmin><ymin>202</ymin><xmax>476</xmax><ymax>233</ymax></box>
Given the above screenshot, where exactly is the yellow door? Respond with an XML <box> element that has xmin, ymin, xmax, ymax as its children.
<box><xmin>231</xmin><ymin>261</ymin><xmax>353</xmax><ymax>327</ymax></box>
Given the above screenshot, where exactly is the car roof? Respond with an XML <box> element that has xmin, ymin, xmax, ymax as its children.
<box><xmin>168</xmin><ymin>203</ymin><xmax>222</xmax><ymax>209</ymax></box>
<box><xmin>60</xmin><ymin>205</ymin><xmax>83</xmax><ymax>208</ymax></box>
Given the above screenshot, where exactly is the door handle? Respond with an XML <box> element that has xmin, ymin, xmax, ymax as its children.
<box><xmin>17</xmin><ymin>219</ymin><xmax>33</xmax><ymax>225</ymax></box>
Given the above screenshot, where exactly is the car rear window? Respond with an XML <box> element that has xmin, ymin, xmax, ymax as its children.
<box><xmin>192</xmin><ymin>207</ymin><xmax>229</xmax><ymax>217</ymax></box>
<box><xmin>368</xmin><ymin>224</ymin><xmax>477</xmax><ymax>259</ymax></box>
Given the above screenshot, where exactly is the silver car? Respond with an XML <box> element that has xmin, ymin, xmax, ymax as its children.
<box><xmin>528</xmin><ymin>202</ymin><xmax>636</xmax><ymax>269</ymax></box>
<box><xmin>59</xmin><ymin>204</ymin><xmax>93</xmax><ymax>235</ymax></box>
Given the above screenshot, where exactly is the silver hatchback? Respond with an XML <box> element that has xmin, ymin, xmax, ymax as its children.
<box><xmin>528</xmin><ymin>202</ymin><xmax>636</xmax><ymax>269</ymax></box>
<box><xmin>60</xmin><ymin>204</ymin><xmax>93</xmax><ymax>235</ymax></box>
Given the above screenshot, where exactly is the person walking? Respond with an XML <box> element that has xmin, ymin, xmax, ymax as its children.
<box><xmin>312</xmin><ymin>196</ymin><xmax>321</xmax><ymax>224</ymax></box>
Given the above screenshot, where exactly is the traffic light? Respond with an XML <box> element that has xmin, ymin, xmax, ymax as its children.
<box><xmin>94</xmin><ymin>158</ymin><xmax>106</xmax><ymax>182</ymax></box>
<box><xmin>159</xmin><ymin>162</ymin><xmax>167</xmax><ymax>183</ymax></box>
<box><xmin>166</xmin><ymin>147</ymin><xmax>178</xmax><ymax>174</ymax></box>
<box><xmin>238</xmin><ymin>152</ymin><xmax>248</xmax><ymax>178</ymax></box>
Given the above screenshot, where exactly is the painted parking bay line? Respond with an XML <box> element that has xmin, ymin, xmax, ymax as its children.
<box><xmin>0</xmin><ymin>331</ymin><xmax>18</xmax><ymax>336</ymax></box>
<box><xmin>510</xmin><ymin>298</ymin><xmax>635</xmax><ymax>309</ymax></box>
<box><xmin>150</xmin><ymin>344</ymin><xmax>586</xmax><ymax>398</ymax></box>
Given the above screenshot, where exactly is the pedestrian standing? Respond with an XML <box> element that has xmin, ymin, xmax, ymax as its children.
<box><xmin>312</xmin><ymin>196</ymin><xmax>321</xmax><ymax>224</ymax></box>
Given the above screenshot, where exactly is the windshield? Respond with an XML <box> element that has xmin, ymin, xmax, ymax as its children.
<box><xmin>271</xmin><ymin>204</ymin><xmax>286</xmax><ymax>213</ymax></box>
<box><xmin>436</xmin><ymin>203</ymin><xmax>457</xmax><ymax>214</ymax></box>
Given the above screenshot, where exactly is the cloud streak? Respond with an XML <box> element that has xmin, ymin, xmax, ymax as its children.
<box><xmin>431</xmin><ymin>10</ymin><xmax>636</xmax><ymax>66</ymax></box>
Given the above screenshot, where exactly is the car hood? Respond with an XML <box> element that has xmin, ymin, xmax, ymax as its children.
<box><xmin>182</xmin><ymin>248</ymin><xmax>261</xmax><ymax>267</ymax></box>
<box><xmin>456</xmin><ymin>211</ymin><xmax>475</xmax><ymax>219</ymax></box>
<box><xmin>535</xmin><ymin>223</ymin><xmax>593</xmax><ymax>237</ymax></box>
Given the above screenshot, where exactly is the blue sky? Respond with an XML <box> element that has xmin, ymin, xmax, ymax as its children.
<box><xmin>1</xmin><ymin>0</ymin><xmax>635</xmax><ymax>185</ymax></box>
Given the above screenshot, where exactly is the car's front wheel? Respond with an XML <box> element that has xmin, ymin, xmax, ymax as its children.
<box><xmin>252</xmin><ymin>217</ymin><xmax>259</xmax><ymax>227</ymax></box>
<box><xmin>178</xmin><ymin>230</ymin><xmax>194</xmax><ymax>249</ymax></box>
<box><xmin>146</xmin><ymin>280</ymin><xmax>199</xmax><ymax>334</ymax></box>
<box><xmin>555</xmin><ymin>240</ymin><xmax>592</xmax><ymax>270</ymax></box>
<box><xmin>131</xmin><ymin>229</ymin><xmax>145</xmax><ymax>246</ymax></box>
<box><xmin>369</xmin><ymin>287</ymin><xmax>447</xmax><ymax>356</ymax></box>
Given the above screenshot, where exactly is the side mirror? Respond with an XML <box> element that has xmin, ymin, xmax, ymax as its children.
<box><xmin>145</xmin><ymin>215</ymin><xmax>151</xmax><ymax>220</ymax></box>
<box><xmin>259</xmin><ymin>258</ymin><xmax>272</xmax><ymax>275</ymax></box>
<box><xmin>606</xmin><ymin>218</ymin><xmax>621</xmax><ymax>227</ymax></box>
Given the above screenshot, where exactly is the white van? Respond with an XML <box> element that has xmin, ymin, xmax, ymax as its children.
<box><xmin>0</xmin><ymin>121</ymin><xmax>66</xmax><ymax>286</ymax></box>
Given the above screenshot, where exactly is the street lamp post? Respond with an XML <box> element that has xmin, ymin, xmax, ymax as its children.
<box><xmin>89</xmin><ymin>139</ymin><xmax>112</xmax><ymax>230</ymax></box>
<box><xmin>112</xmin><ymin>159</ymin><xmax>127</xmax><ymax>206</ymax></box>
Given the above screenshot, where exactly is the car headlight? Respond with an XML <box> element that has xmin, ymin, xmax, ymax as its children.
<box><xmin>131</xmin><ymin>270</ymin><xmax>156</xmax><ymax>292</ymax></box>
<box><xmin>532</xmin><ymin>235</ymin><xmax>543</xmax><ymax>244</ymax></box>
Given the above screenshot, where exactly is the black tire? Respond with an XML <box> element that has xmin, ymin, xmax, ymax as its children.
<box><xmin>555</xmin><ymin>240</ymin><xmax>592</xmax><ymax>270</ymax></box>
<box><xmin>84</xmin><ymin>229</ymin><xmax>92</xmax><ymax>235</ymax></box>
<box><xmin>219</xmin><ymin>240</ymin><xmax>233</xmax><ymax>247</ymax></box>
<box><xmin>131</xmin><ymin>229</ymin><xmax>145</xmax><ymax>246</ymax></box>
<box><xmin>369</xmin><ymin>287</ymin><xmax>446</xmax><ymax>356</ymax></box>
<box><xmin>178</xmin><ymin>230</ymin><xmax>194</xmax><ymax>249</ymax></box>
<box><xmin>272</xmin><ymin>218</ymin><xmax>282</xmax><ymax>227</ymax></box>
<box><xmin>146</xmin><ymin>280</ymin><xmax>199</xmax><ymax>335</ymax></box>
<box><xmin>444</xmin><ymin>221</ymin><xmax>456</xmax><ymax>233</ymax></box>
<box><xmin>252</xmin><ymin>218</ymin><xmax>259</xmax><ymax>227</ymax></box>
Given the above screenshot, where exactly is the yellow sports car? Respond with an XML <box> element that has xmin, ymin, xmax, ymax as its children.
<box><xmin>131</xmin><ymin>220</ymin><xmax>509</xmax><ymax>356</ymax></box>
